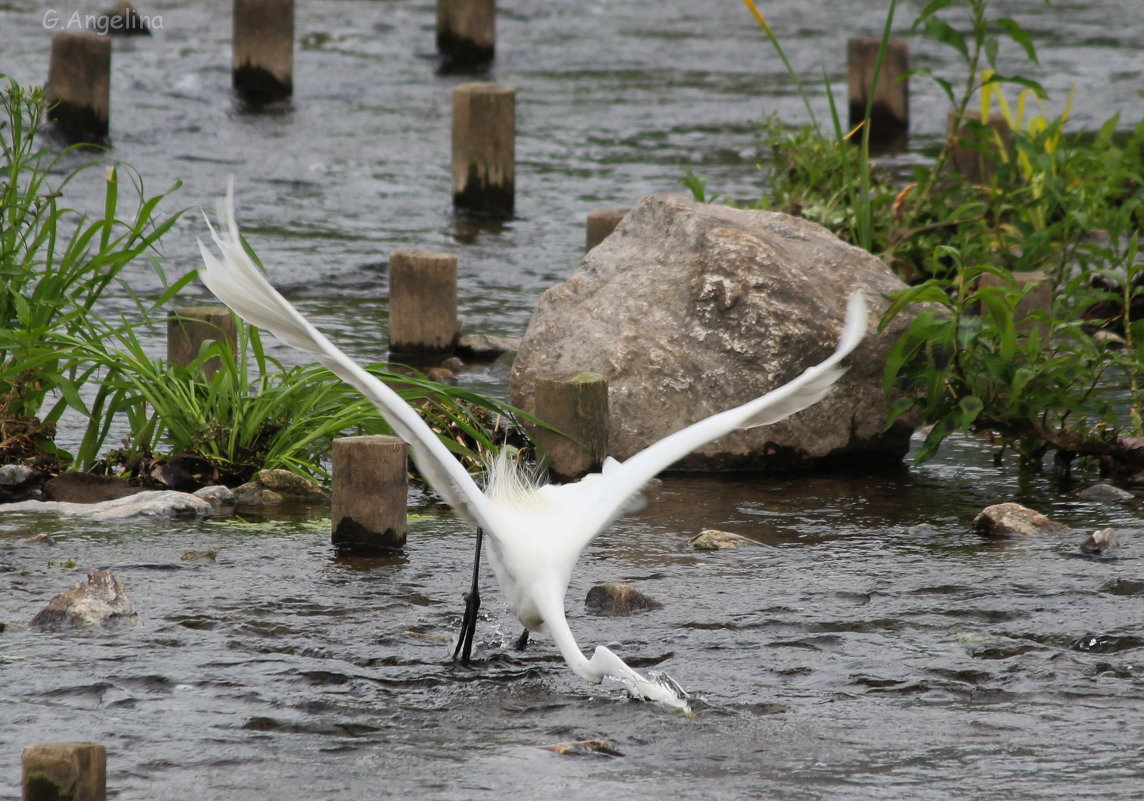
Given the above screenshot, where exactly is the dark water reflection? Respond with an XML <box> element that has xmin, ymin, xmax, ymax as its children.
<box><xmin>2</xmin><ymin>0</ymin><xmax>1144</xmax><ymax>798</ymax></box>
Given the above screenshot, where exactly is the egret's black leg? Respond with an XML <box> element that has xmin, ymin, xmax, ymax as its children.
<box><xmin>452</xmin><ymin>526</ymin><xmax>483</xmax><ymax>663</ymax></box>
<box><xmin>514</xmin><ymin>628</ymin><xmax>530</xmax><ymax>652</ymax></box>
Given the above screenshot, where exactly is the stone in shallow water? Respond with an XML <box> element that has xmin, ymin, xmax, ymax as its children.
<box><xmin>972</xmin><ymin>502</ymin><xmax>1070</xmax><ymax>538</ymax></box>
<box><xmin>30</xmin><ymin>569</ymin><xmax>139</xmax><ymax>630</ymax></box>
<box><xmin>3</xmin><ymin>491</ymin><xmax>212</xmax><ymax>520</ymax></box>
<box><xmin>510</xmin><ymin>193</ymin><xmax>919</xmax><ymax>471</ymax></box>
<box><xmin>543</xmin><ymin>739</ymin><xmax>623</xmax><ymax>757</ymax></box>
<box><xmin>584</xmin><ymin>582</ymin><xmax>663</xmax><ymax>616</ymax></box>
<box><xmin>689</xmin><ymin>528</ymin><xmax>757</xmax><ymax>550</ymax></box>
<box><xmin>1080</xmin><ymin>528</ymin><xmax>1120</xmax><ymax>556</ymax></box>
<box><xmin>1078</xmin><ymin>483</ymin><xmax>1134</xmax><ymax>504</ymax></box>
<box><xmin>3</xmin><ymin>487</ymin><xmax>212</xmax><ymax>519</ymax></box>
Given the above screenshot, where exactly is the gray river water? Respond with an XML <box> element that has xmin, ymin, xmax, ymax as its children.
<box><xmin>3</xmin><ymin>1</ymin><xmax>1144</xmax><ymax>799</ymax></box>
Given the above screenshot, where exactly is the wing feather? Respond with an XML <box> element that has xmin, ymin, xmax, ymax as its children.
<box><xmin>553</xmin><ymin>291</ymin><xmax>868</xmax><ymax>545</ymax></box>
<box><xmin>196</xmin><ymin>181</ymin><xmax>501</xmax><ymax>530</ymax></box>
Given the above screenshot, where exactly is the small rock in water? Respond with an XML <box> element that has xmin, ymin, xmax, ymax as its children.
<box><xmin>425</xmin><ymin>366</ymin><xmax>458</xmax><ymax>385</ymax></box>
<box><xmin>455</xmin><ymin>332</ymin><xmax>520</xmax><ymax>363</ymax></box>
<box><xmin>1078</xmin><ymin>483</ymin><xmax>1134</xmax><ymax>504</ymax></box>
<box><xmin>17</xmin><ymin>531</ymin><xmax>55</xmax><ymax>545</ymax></box>
<box><xmin>181</xmin><ymin>550</ymin><xmax>218</xmax><ymax>562</ymax></box>
<box><xmin>585</xmin><ymin>582</ymin><xmax>663</xmax><ymax>616</ymax></box>
<box><xmin>972</xmin><ymin>502</ymin><xmax>1070</xmax><ymax>538</ymax></box>
<box><xmin>906</xmin><ymin>523</ymin><xmax>938</xmax><ymax>536</ymax></box>
<box><xmin>234</xmin><ymin>469</ymin><xmax>330</xmax><ymax>506</ymax></box>
<box><xmin>4</xmin><ymin>491</ymin><xmax>212</xmax><ymax>520</ymax></box>
<box><xmin>0</xmin><ymin>464</ymin><xmax>44</xmax><ymax>503</ymax></box>
<box><xmin>544</xmin><ymin>739</ymin><xmax>623</xmax><ymax>757</ymax></box>
<box><xmin>193</xmin><ymin>484</ymin><xmax>237</xmax><ymax>514</ymax></box>
<box><xmin>689</xmin><ymin>528</ymin><xmax>757</xmax><ymax>550</ymax></box>
<box><xmin>30</xmin><ymin>569</ymin><xmax>139</xmax><ymax>630</ymax></box>
<box><xmin>1080</xmin><ymin>528</ymin><xmax>1120</xmax><ymax>556</ymax></box>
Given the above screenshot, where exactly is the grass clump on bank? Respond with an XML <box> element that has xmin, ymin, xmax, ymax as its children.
<box><xmin>721</xmin><ymin>1</ymin><xmax>1144</xmax><ymax>474</ymax></box>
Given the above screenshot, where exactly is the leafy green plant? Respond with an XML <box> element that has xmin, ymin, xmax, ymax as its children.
<box><xmin>0</xmin><ymin>76</ymin><xmax>184</xmax><ymax>465</ymax></box>
<box><xmin>880</xmin><ymin>252</ymin><xmax>1125</xmax><ymax>467</ymax></box>
<box><xmin>730</xmin><ymin>3</ymin><xmax>1144</xmax><ymax>470</ymax></box>
<box><xmin>70</xmin><ymin>310</ymin><xmax>538</xmax><ymax>486</ymax></box>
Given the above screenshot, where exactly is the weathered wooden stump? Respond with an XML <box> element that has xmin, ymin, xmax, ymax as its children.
<box><xmin>22</xmin><ymin>742</ymin><xmax>106</xmax><ymax>801</ymax></box>
<box><xmin>848</xmin><ymin>37</ymin><xmax>909</xmax><ymax>150</ymax></box>
<box><xmin>437</xmin><ymin>0</ymin><xmax>495</xmax><ymax>67</ymax></box>
<box><xmin>332</xmin><ymin>435</ymin><xmax>408</xmax><ymax>553</ymax></box>
<box><xmin>532</xmin><ymin>372</ymin><xmax>608</xmax><ymax>482</ymax></box>
<box><xmin>45</xmin><ymin>32</ymin><xmax>111</xmax><ymax>145</ymax></box>
<box><xmin>388</xmin><ymin>249</ymin><xmax>459</xmax><ymax>363</ymax></box>
<box><xmin>167</xmin><ymin>306</ymin><xmax>238</xmax><ymax>379</ymax></box>
<box><xmin>452</xmin><ymin>82</ymin><xmax>515</xmax><ymax>216</ymax></box>
<box><xmin>585</xmin><ymin>208</ymin><xmax>628</xmax><ymax>251</ymax></box>
<box><xmin>233</xmin><ymin>0</ymin><xmax>294</xmax><ymax>103</ymax></box>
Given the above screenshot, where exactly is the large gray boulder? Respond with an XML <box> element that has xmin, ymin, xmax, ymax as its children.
<box><xmin>509</xmin><ymin>194</ymin><xmax>916</xmax><ymax>471</ymax></box>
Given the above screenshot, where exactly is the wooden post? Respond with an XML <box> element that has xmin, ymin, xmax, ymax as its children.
<box><xmin>532</xmin><ymin>372</ymin><xmax>608</xmax><ymax>483</ymax></box>
<box><xmin>452</xmin><ymin>82</ymin><xmax>515</xmax><ymax>216</ymax></box>
<box><xmin>585</xmin><ymin>208</ymin><xmax>628</xmax><ymax>251</ymax></box>
<box><xmin>848</xmin><ymin>38</ymin><xmax>909</xmax><ymax>150</ymax></box>
<box><xmin>947</xmin><ymin>111</ymin><xmax>1011</xmax><ymax>183</ymax></box>
<box><xmin>44</xmin><ymin>32</ymin><xmax>111</xmax><ymax>145</ymax></box>
<box><xmin>332</xmin><ymin>435</ymin><xmax>408</xmax><ymax>553</ymax></box>
<box><xmin>388</xmin><ymin>249</ymin><xmax>459</xmax><ymax>363</ymax></box>
<box><xmin>233</xmin><ymin>0</ymin><xmax>294</xmax><ymax>103</ymax></box>
<box><xmin>167</xmin><ymin>306</ymin><xmax>238</xmax><ymax>379</ymax></box>
<box><xmin>437</xmin><ymin>0</ymin><xmax>495</xmax><ymax>66</ymax></box>
<box><xmin>22</xmin><ymin>742</ymin><xmax>106</xmax><ymax>801</ymax></box>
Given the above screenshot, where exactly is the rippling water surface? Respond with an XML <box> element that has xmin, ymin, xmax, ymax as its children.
<box><xmin>2</xmin><ymin>1</ymin><xmax>1144</xmax><ymax>799</ymax></box>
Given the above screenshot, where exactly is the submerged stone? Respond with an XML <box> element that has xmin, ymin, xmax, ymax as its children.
<box><xmin>972</xmin><ymin>502</ymin><xmax>1070</xmax><ymax>538</ymax></box>
<box><xmin>689</xmin><ymin>529</ymin><xmax>758</xmax><ymax>550</ymax></box>
<box><xmin>1078</xmin><ymin>483</ymin><xmax>1134</xmax><ymax>504</ymax></box>
<box><xmin>585</xmin><ymin>582</ymin><xmax>663</xmax><ymax>616</ymax></box>
<box><xmin>4</xmin><ymin>490</ymin><xmax>212</xmax><ymax>520</ymax></box>
<box><xmin>30</xmin><ymin>569</ymin><xmax>139</xmax><ymax>630</ymax></box>
<box><xmin>1081</xmin><ymin>528</ymin><xmax>1120</xmax><ymax>556</ymax></box>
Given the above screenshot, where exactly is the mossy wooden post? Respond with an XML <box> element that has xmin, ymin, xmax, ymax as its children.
<box><xmin>22</xmin><ymin>742</ymin><xmax>106</xmax><ymax>801</ymax></box>
<box><xmin>585</xmin><ymin>208</ymin><xmax>628</xmax><ymax>251</ymax></box>
<box><xmin>388</xmin><ymin>249</ymin><xmax>459</xmax><ymax>363</ymax></box>
<box><xmin>532</xmin><ymin>372</ymin><xmax>608</xmax><ymax>483</ymax></box>
<box><xmin>233</xmin><ymin>0</ymin><xmax>294</xmax><ymax>102</ymax></box>
<box><xmin>847</xmin><ymin>37</ymin><xmax>909</xmax><ymax>150</ymax></box>
<box><xmin>167</xmin><ymin>306</ymin><xmax>238</xmax><ymax>380</ymax></box>
<box><xmin>437</xmin><ymin>0</ymin><xmax>495</xmax><ymax>66</ymax></box>
<box><xmin>332</xmin><ymin>435</ymin><xmax>408</xmax><ymax>553</ymax></box>
<box><xmin>452</xmin><ymin>82</ymin><xmax>515</xmax><ymax>216</ymax></box>
<box><xmin>44</xmin><ymin>32</ymin><xmax>111</xmax><ymax>145</ymax></box>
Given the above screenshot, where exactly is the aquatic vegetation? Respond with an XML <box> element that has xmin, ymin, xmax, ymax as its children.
<box><xmin>733</xmin><ymin>2</ymin><xmax>1144</xmax><ymax>469</ymax></box>
<box><xmin>0</xmin><ymin>76</ymin><xmax>185</xmax><ymax>468</ymax></box>
<box><xmin>68</xmin><ymin>311</ymin><xmax>536</xmax><ymax>485</ymax></box>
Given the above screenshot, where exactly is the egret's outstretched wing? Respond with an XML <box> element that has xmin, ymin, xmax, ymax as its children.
<box><xmin>196</xmin><ymin>181</ymin><xmax>501</xmax><ymax>530</ymax></box>
<box><xmin>560</xmin><ymin>291</ymin><xmax>868</xmax><ymax>541</ymax></box>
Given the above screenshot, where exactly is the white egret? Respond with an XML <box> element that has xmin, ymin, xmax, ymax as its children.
<box><xmin>197</xmin><ymin>183</ymin><xmax>868</xmax><ymax>714</ymax></box>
